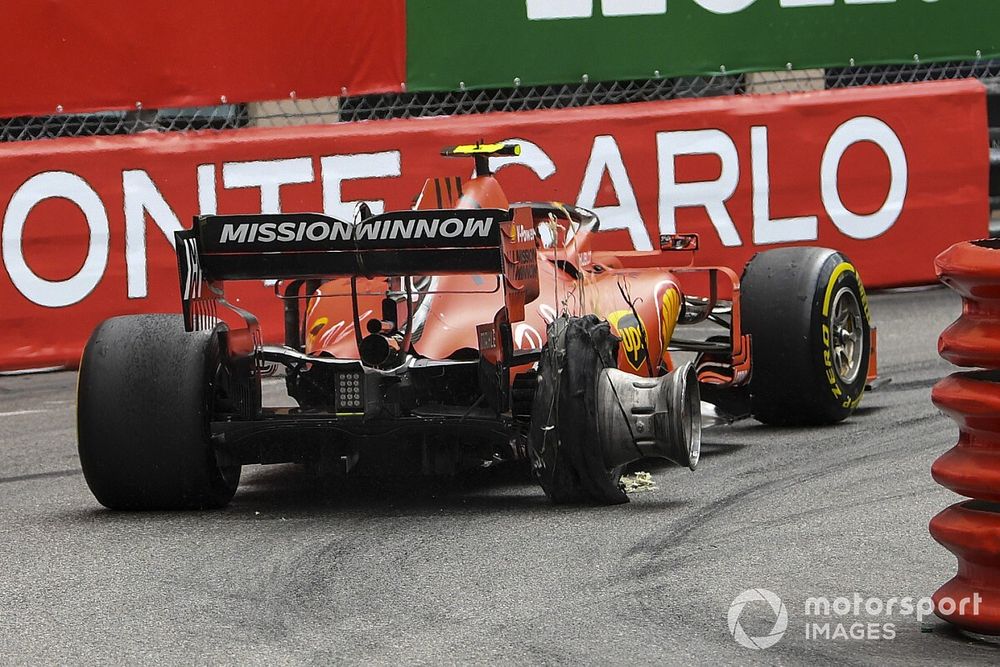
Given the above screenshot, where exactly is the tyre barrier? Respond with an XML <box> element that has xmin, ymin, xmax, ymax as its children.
<box><xmin>930</xmin><ymin>239</ymin><xmax>1000</xmax><ymax>635</ymax></box>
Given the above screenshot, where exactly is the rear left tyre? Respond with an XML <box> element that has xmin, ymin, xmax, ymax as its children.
<box><xmin>77</xmin><ymin>314</ymin><xmax>242</xmax><ymax>510</ymax></box>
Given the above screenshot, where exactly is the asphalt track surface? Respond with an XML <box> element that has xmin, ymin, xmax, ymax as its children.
<box><xmin>1</xmin><ymin>287</ymin><xmax>999</xmax><ymax>665</ymax></box>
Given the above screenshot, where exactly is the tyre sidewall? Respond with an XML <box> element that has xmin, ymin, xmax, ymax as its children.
<box><xmin>529</xmin><ymin>316</ymin><xmax>628</xmax><ymax>505</ymax></box>
<box><xmin>810</xmin><ymin>256</ymin><xmax>871</xmax><ymax>422</ymax></box>
<box><xmin>529</xmin><ymin>319</ymin><xmax>588</xmax><ymax>503</ymax></box>
<box><xmin>77</xmin><ymin>315</ymin><xmax>240</xmax><ymax>509</ymax></box>
<box><xmin>742</xmin><ymin>248</ymin><xmax>871</xmax><ymax>425</ymax></box>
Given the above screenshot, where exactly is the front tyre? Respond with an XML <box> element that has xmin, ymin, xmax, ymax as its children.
<box><xmin>77</xmin><ymin>314</ymin><xmax>242</xmax><ymax>510</ymax></box>
<box><xmin>741</xmin><ymin>248</ymin><xmax>871</xmax><ymax>426</ymax></box>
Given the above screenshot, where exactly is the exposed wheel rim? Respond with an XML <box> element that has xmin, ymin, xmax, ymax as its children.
<box><xmin>830</xmin><ymin>286</ymin><xmax>863</xmax><ymax>384</ymax></box>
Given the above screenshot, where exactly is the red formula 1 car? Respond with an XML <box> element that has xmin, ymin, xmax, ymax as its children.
<box><xmin>77</xmin><ymin>142</ymin><xmax>877</xmax><ymax>509</ymax></box>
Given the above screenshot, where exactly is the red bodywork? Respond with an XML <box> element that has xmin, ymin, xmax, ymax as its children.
<box><xmin>300</xmin><ymin>164</ymin><xmax>880</xmax><ymax>387</ymax></box>
<box><xmin>302</xmin><ymin>170</ymin><xmax>752</xmax><ymax>384</ymax></box>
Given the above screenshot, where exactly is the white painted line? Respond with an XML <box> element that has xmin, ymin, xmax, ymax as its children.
<box><xmin>0</xmin><ymin>409</ymin><xmax>46</xmax><ymax>418</ymax></box>
<box><xmin>0</xmin><ymin>366</ymin><xmax>66</xmax><ymax>376</ymax></box>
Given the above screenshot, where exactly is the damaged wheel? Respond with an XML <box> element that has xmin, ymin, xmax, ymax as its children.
<box><xmin>529</xmin><ymin>316</ymin><xmax>629</xmax><ymax>505</ymax></box>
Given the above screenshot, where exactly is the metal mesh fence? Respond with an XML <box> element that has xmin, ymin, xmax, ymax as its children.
<box><xmin>340</xmin><ymin>60</ymin><xmax>1000</xmax><ymax>122</ymax></box>
<box><xmin>0</xmin><ymin>105</ymin><xmax>247</xmax><ymax>142</ymax></box>
<box><xmin>2</xmin><ymin>59</ymin><xmax>998</xmax><ymax>142</ymax></box>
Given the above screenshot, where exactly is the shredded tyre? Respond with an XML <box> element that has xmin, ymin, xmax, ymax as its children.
<box><xmin>529</xmin><ymin>315</ymin><xmax>629</xmax><ymax>505</ymax></box>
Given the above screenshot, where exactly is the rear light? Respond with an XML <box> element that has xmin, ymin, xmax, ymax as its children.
<box><xmin>336</xmin><ymin>371</ymin><xmax>364</xmax><ymax>413</ymax></box>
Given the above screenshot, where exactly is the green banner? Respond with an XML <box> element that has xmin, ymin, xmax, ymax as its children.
<box><xmin>407</xmin><ymin>0</ymin><xmax>1000</xmax><ymax>92</ymax></box>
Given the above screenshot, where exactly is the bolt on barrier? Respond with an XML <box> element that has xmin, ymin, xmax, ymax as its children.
<box><xmin>931</xmin><ymin>238</ymin><xmax>1000</xmax><ymax>635</ymax></box>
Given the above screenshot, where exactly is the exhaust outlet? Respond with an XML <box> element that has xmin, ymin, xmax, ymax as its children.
<box><xmin>359</xmin><ymin>333</ymin><xmax>402</xmax><ymax>369</ymax></box>
<box><xmin>595</xmin><ymin>361</ymin><xmax>701</xmax><ymax>471</ymax></box>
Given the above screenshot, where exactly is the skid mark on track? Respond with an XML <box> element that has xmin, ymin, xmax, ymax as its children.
<box><xmin>0</xmin><ymin>468</ymin><xmax>81</xmax><ymax>485</ymax></box>
<box><xmin>621</xmin><ymin>412</ymin><xmax>947</xmax><ymax>583</ymax></box>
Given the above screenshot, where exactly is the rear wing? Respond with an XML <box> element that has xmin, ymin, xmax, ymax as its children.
<box><xmin>175</xmin><ymin>206</ymin><xmax>538</xmax><ymax>337</ymax></box>
<box><xmin>177</xmin><ymin>208</ymin><xmax>507</xmax><ymax>283</ymax></box>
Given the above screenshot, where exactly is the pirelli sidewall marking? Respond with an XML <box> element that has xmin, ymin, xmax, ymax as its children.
<box><xmin>820</xmin><ymin>262</ymin><xmax>865</xmax><ymax>409</ymax></box>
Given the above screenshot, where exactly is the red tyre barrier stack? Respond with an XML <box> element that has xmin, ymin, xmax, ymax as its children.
<box><xmin>930</xmin><ymin>239</ymin><xmax>1000</xmax><ymax>635</ymax></box>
